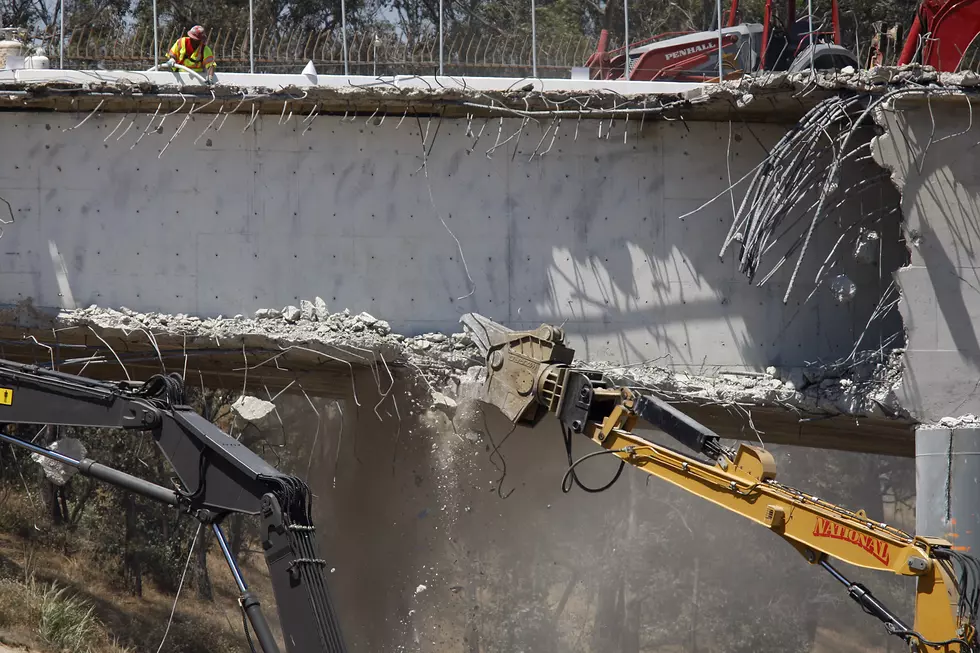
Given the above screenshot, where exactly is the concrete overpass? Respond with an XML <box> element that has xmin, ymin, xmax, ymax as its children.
<box><xmin>0</xmin><ymin>65</ymin><xmax>978</xmax><ymax>650</ymax></box>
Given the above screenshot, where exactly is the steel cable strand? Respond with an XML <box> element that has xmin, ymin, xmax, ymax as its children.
<box><xmin>782</xmin><ymin>91</ymin><xmax>905</xmax><ymax>303</ymax></box>
<box><xmin>763</xmin><ymin>143</ymin><xmax>883</xmax><ymax>264</ymax></box>
<box><xmin>729</xmin><ymin>110</ymin><xmax>825</xmax><ymax>271</ymax></box>
<box><xmin>734</xmin><ymin>96</ymin><xmax>867</xmax><ymax>283</ymax></box>
<box><xmin>742</xmin><ymin>145</ymin><xmax>824</xmax><ymax>273</ymax></box>
<box><xmin>761</xmin><ymin>143</ymin><xmax>876</xmax><ymax>259</ymax></box>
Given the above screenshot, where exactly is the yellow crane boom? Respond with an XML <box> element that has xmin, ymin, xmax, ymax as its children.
<box><xmin>460</xmin><ymin>313</ymin><xmax>978</xmax><ymax>653</ymax></box>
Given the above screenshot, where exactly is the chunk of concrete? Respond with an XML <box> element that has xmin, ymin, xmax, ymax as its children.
<box><xmin>32</xmin><ymin>438</ymin><xmax>87</xmax><ymax>486</ymax></box>
<box><xmin>854</xmin><ymin>230</ymin><xmax>880</xmax><ymax>264</ymax></box>
<box><xmin>282</xmin><ymin>306</ymin><xmax>301</xmax><ymax>323</ymax></box>
<box><xmin>939</xmin><ymin>414</ymin><xmax>980</xmax><ymax>428</ymax></box>
<box><xmin>255</xmin><ymin>308</ymin><xmax>279</xmax><ymax>319</ymax></box>
<box><xmin>357</xmin><ymin>311</ymin><xmax>378</xmax><ymax>327</ymax></box>
<box><xmin>430</xmin><ymin>391</ymin><xmax>458</xmax><ymax>418</ymax></box>
<box><xmin>314</xmin><ymin>296</ymin><xmax>329</xmax><ymax>321</ymax></box>
<box><xmin>829</xmin><ymin>274</ymin><xmax>857</xmax><ymax>304</ymax></box>
<box><xmin>231</xmin><ymin>395</ymin><xmax>277</xmax><ymax>431</ymax></box>
<box><xmin>300</xmin><ymin>300</ymin><xmax>316</xmax><ymax>321</ymax></box>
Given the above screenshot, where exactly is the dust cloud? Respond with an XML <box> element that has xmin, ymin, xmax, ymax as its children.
<box><xmin>246</xmin><ymin>370</ymin><xmax>915</xmax><ymax>653</ymax></box>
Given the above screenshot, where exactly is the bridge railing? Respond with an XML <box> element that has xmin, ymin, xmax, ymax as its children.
<box><xmin>57</xmin><ymin>24</ymin><xmax>598</xmax><ymax>77</ymax></box>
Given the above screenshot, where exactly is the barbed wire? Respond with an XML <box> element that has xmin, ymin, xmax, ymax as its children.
<box><xmin>52</xmin><ymin>22</ymin><xmax>598</xmax><ymax>76</ymax></box>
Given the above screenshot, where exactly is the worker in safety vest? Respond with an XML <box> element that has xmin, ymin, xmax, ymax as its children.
<box><xmin>167</xmin><ymin>25</ymin><xmax>216</xmax><ymax>83</ymax></box>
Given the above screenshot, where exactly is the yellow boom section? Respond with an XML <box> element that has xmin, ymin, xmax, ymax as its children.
<box><xmin>585</xmin><ymin>402</ymin><xmax>962</xmax><ymax>651</ymax></box>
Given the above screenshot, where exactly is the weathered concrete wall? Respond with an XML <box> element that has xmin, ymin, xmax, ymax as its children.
<box><xmin>873</xmin><ymin>97</ymin><xmax>980</xmax><ymax>422</ymax></box>
<box><xmin>0</xmin><ymin>108</ymin><xmax>902</xmax><ymax>370</ymax></box>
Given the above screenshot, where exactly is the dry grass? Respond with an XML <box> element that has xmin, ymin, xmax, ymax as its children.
<box><xmin>0</xmin><ymin>493</ymin><xmax>281</xmax><ymax>653</ymax></box>
<box><xmin>0</xmin><ymin>576</ymin><xmax>122</xmax><ymax>653</ymax></box>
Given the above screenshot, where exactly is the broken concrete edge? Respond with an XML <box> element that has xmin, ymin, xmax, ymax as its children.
<box><xmin>865</xmin><ymin>86</ymin><xmax>970</xmax><ymax>431</ymax></box>
<box><xmin>579</xmin><ymin>350</ymin><xmax>909</xmax><ymax>422</ymax></box>
<box><xmin>3</xmin><ymin>64</ymin><xmax>979</xmax><ymax>122</ymax></box>
<box><xmin>684</xmin><ymin>63</ymin><xmax>980</xmax><ymax>101</ymax></box>
<box><xmin>0</xmin><ymin>299</ymin><xmax>916</xmax><ymax>424</ymax></box>
<box><xmin>0</xmin><ymin>299</ymin><xmax>475</xmax><ymax>381</ymax></box>
<box><xmin>918</xmin><ymin>414</ymin><xmax>980</xmax><ymax>429</ymax></box>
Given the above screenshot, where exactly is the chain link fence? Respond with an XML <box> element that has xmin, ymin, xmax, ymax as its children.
<box><xmin>58</xmin><ymin>23</ymin><xmax>598</xmax><ymax>77</ymax></box>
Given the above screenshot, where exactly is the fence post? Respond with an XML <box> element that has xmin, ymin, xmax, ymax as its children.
<box><xmin>151</xmin><ymin>0</ymin><xmax>158</xmax><ymax>67</ymax></box>
<box><xmin>60</xmin><ymin>0</ymin><xmax>65</xmax><ymax>68</ymax></box>
<box><xmin>531</xmin><ymin>0</ymin><xmax>537</xmax><ymax>77</ymax></box>
<box><xmin>249</xmin><ymin>0</ymin><xmax>254</xmax><ymax>73</ymax></box>
<box><xmin>623</xmin><ymin>0</ymin><xmax>628</xmax><ymax>79</ymax></box>
<box><xmin>439</xmin><ymin>0</ymin><xmax>444</xmax><ymax>75</ymax></box>
<box><xmin>807</xmin><ymin>0</ymin><xmax>814</xmax><ymax>68</ymax></box>
<box><xmin>716</xmin><ymin>0</ymin><xmax>723</xmax><ymax>79</ymax></box>
<box><xmin>341</xmin><ymin>0</ymin><xmax>349</xmax><ymax>75</ymax></box>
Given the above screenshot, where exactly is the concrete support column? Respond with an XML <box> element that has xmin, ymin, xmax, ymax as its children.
<box><xmin>916</xmin><ymin>426</ymin><xmax>980</xmax><ymax>555</ymax></box>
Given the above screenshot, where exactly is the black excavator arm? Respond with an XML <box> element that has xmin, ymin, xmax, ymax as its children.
<box><xmin>0</xmin><ymin>359</ymin><xmax>346</xmax><ymax>653</ymax></box>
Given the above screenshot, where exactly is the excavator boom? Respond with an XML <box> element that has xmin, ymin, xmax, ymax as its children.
<box><xmin>461</xmin><ymin>312</ymin><xmax>980</xmax><ymax>653</ymax></box>
<box><xmin>0</xmin><ymin>359</ymin><xmax>347</xmax><ymax>653</ymax></box>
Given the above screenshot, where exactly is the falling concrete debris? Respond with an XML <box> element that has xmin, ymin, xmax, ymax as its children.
<box><xmin>32</xmin><ymin>437</ymin><xmax>86</xmax><ymax>485</ymax></box>
<box><xmin>830</xmin><ymin>274</ymin><xmax>858</xmax><ymax>303</ymax></box>
<box><xmin>854</xmin><ymin>230</ymin><xmax>881</xmax><ymax>264</ymax></box>
<box><xmin>231</xmin><ymin>395</ymin><xmax>278</xmax><ymax>431</ymax></box>
<box><xmin>429</xmin><ymin>392</ymin><xmax>458</xmax><ymax>419</ymax></box>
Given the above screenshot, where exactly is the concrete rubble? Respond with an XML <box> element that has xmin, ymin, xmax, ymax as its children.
<box><xmin>231</xmin><ymin>395</ymin><xmax>278</xmax><ymax>431</ymax></box>
<box><xmin>921</xmin><ymin>414</ymin><xmax>980</xmax><ymax>429</ymax></box>
<box><xmin>55</xmin><ymin>303</ymin><xmax>477</xmax><ymax>371</ymax></box>
<box><xmin>18</xmin><ymin>301</ymin><xmax>905</xmax><ymax>422</ymax></box>
<box><xmin>579</xmin><ymin>353</ymin><xmax>907</xmax><ymax>419</ymax></box>
<box><xmin>4</xmin><ymin>64</ymin><xmax>979</xmax><ymax>125</ymax></box>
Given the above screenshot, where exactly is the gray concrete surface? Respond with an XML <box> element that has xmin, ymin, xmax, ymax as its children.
<box><xmin>915</xmin><ymin>424</ymin><xmax>980</xmax><ymax>556</ymax></box>
<box><xmin>873</xmin><ymin>94</ymin><xmax>980</xmax><ymax>423</ymax></box>
<box><xmin>0</xmin><ymin>106</ymin><xmax>902</xmax><ymax>372</ymax></box>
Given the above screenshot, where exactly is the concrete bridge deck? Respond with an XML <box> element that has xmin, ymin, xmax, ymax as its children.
<box><xmin>5</xmin><ymin>66</ymin><xmax>980</xmax><ymax>651</ymax></box>
<box><xmin>0</xmin><ymin>67</ymin><xmax>940</xmax><ymax>455</ymax></box>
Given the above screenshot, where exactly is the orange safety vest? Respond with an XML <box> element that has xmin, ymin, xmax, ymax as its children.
<box><xmin>168</xmin><ymin>36</ymin><xmax>215</xmax><ymax>72</ymax></box>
